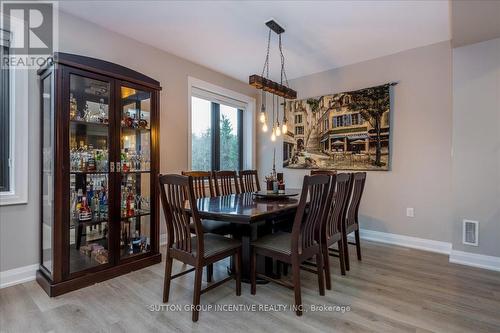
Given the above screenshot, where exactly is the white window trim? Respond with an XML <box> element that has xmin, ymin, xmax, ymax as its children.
<box><xmin>0</xmin><ymin>30</ymin><xmax>29</xmax><ymax>206</ymax></box>
<box><xmin>187</xmin><ymin>77</ymin><xmax>256</xmax><ymax>170</ymax></box>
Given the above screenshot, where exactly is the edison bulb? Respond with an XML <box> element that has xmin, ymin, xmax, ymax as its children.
<box><xmin>276</xmin><ymin>125</ymin><xmax>281</xmax><ymax>137</ymax></box>
<box><xmin>262</xmin><ymin>122</ymin><xmax>268</xmax><ymax>132</ymax></box>
<box><xmin>282</xmin><ymin>123</ymin><xmax>288</xmax><ymax>134</ymax></box>
<box><xmin>259</xmin><ymin>112</ymin><xmax>266</xmax><ymax>123</ymax></box>
<box><xmin>271</xmin><ymin>128</ymin><xmax>276</xmax><ymax>142</ymax></box>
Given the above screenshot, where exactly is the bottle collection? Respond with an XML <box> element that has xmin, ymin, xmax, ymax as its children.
<box><xmin>70</xmin><ymin>175</ymin><xmax>108</xmax><ymax>222</ymax></box>
<box><xmin>70</xmin><ymin>140</ymin><xmax>108</xmax><ymax>173</ymax></box>
<box><xmin>70</xmin><ymin>94</ymin><xmax>109</xmax><ymax>124</ymax></box>
<box><xmin>121</xmin><ymin>221</ymin><xmax>150</xmax><ymax>256</ymax></box>
<box><xmin>120</xmin><ymin>148</ymin><xmax>150</xmax><ymax>172</ymax></box>
<box><xmin>121</xmin><ymin>110</ymin><xmax>149</xmax><ymax>129</ymax></box>
<box><xmin>120</xmin><ymin>184</ymin><xmax>150</xmax><ymax>218</ymax></box>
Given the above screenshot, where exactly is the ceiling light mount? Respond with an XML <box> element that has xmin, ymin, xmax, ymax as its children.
<box><xmin>265</xmin><ymin>19</ymin><xmax>285</xmax><ymax>35</ymax></box>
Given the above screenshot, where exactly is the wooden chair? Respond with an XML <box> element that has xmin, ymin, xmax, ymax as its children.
<box><xmin>250</xmin><ymin>175</ymin><xmax>331</xmax><ymax>316</ymax></box>
<box><xmin>181</xmin><ymin>171</ymin><xmax>215</xmax><ymax>198</ymax></box>
<box><xmin>343</xmin><ymin>172</ymin><xmax>366</xmax><ymax>271</ymax></box>
<box><xmin>181</xmin><ymin>170</ymin><xmax>234</xmax><ymax>282</ymax></box>
<box><xmin>321</xmin><ymin>173</ymin><xmax>353</xmax><ymax>289</ymax></box>
<box><xmin>213</xmin><ymin>170</ymin><xmax>240</xmax><ymax>196</ymax></box>
<box><xmin>159</xmin><ymin>174</ymin><xmax>242</xmax><ymax>322</ymax></box>
<box><xmin>238</xmin><ymin>170</ymin><xmax>261</xmax><ymax>192</ymax></box>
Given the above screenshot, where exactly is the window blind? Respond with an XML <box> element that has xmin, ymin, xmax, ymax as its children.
<box><xmin>192</xmin><ymin>86</ymin><xmax>247</xmax><ymax>110</ymax></box>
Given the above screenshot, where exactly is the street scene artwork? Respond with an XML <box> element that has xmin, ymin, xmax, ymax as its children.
<box><xmin>283</xmin><ymin>83</ymin><xmax>392</xmax><ymax>171</ymax></box>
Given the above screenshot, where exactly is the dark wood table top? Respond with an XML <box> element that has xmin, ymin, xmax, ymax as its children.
<box><xmin>194</xmin><ymin>190</ymin><xmax>301</xmax><ymax>224</ymax></box>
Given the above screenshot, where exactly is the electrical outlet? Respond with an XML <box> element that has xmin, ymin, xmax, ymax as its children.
<box><xmin>406</xmin><ymin>208</ymin><xmax>415</xmax><ymax>218</ymax></box>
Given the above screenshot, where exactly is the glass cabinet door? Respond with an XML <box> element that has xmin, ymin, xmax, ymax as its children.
<box><xmin>119</xmin><ymin>85</ymin><xmax>152</xmax><ymax>259</ymax></box>
<box><xmin>41</xmin><ymin>72</ymin><xmax>54</xmax><ymax>275</ymax></box>
<box><xmin>68</xmin><ymin>73</ymin><xmax>112</xmax><ymax>274</ymax></box>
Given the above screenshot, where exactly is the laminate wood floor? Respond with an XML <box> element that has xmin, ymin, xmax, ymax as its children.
<box><xmin>1</xmin><ymin>240</ymin><xmax>500</xmax><ymax>333</ymax></box>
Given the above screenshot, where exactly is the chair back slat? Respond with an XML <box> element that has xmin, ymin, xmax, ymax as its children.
<box><xmin>159</xmin><ymin>174</ymin><xmax>204</xmax><ymax>256</ymax></box>
<box><xmin>213</xmin><ymin>170</ymin><xmax>240</xmax><ymax>196</ymax></box>
<box><xmin>239</xmin><ymin>170</ymin><xmax>261</xmax><ymax>192</ymax></box>
<box><xmin>324</xmin><ymin>173</ymin><xmax>352</xmax><ymax>240</ymax></box>
<box><xmin>291</xmin><ymin>175</ymin><xmax>331</xmax><ymax>254</ymax></box>
<box><xmin>346</xmin><ymin>172</ymin><xmax>366</xmax><ymax>227</ymax></box>
<box><xmin>181</xmin><ymin>171</ymin><xmax>215</xmax><ymax>198</ymax></box>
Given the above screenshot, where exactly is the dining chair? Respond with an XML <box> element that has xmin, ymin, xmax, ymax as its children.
<box><xmin>321</xmin><ymin>173</ymin><xmax>353</xmax><ymax>288</ymax></box>
<box><xmin>181</xmin><ymin>171</ymin><xmax>215</xmax><ymax>198</ymax></box>
<box><xmin>250</xmin><ymin>174</ymin><xmax>331</xmax><ymax>316</ymax></box>
<box><xmin>182</xmin><ymin>170</ymin><xmax>233</xmax><ymax>282</ymax></box>
<box><xmin>159</xmin><ymin>174</ymin><xmax>242</xmax><ymax>322</ymax></box>
<box><xmin>238</xmin><ymin>169</ymin><xmax>261</xmax><ymax>192</ymax></box>
<box><xmin>343</xmin><ymin>172</ymin><xmax>366</xmax><ymax>271</ymax></box>
<box><xmin>213</xmin><ymin>170</ymin><xmax>240</xmax><ymax>196</ymax></box>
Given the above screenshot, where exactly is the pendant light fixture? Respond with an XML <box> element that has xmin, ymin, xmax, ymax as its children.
<box><xmin>250</xmin><ymin>19</ymin><xmax>296</xmax><ymax>141</ymax></box>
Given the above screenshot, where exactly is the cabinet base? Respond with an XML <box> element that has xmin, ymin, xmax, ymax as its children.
<box><xmin>36</xmin><ymin>253</ymin><xmax>162</xmax><ymax>297</ymax></box>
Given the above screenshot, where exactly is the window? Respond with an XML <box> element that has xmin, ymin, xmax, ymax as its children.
<box><xmin>333</xmin><ymin>116</ymin><xmax>344</xmax><ymax>128</ymax></box>
<box><xmin>0</xmin><ymin>29</ymin><xmax>10</xmax><ymax>192</ymax></box>
<box><xmin>294</xmin><ymin>114</ymin><xmax>302</xmax><ymax>124</ymax></box>
<box><xmin>295</xmin><ymin>126</ymin><xmax>304</xmax><ymax>135</ymax></box>
<box><xmin>344</xmin><ymin>114</ymin><xmax>352</xmax><ymax>126</ymax></box>
<box><xmin>352</xmin><ymin>113</ymin><xmax>359</xmax><ymax>125</ymax></box>
<box><xmin>191</xmin><ymin>96</ymin><xmax>243</xmax><ymax>171</ymax></box>
<box><xmin>323</xmin><ymin>118</ymin><xmax>329</xmax><ymax>131</ymax></box>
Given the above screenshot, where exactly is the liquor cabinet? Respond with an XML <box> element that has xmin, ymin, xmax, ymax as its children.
<box><xmin>37</xmin><ymin>53</ymin><xmax>162</xmax><ymax>296</ymax></box>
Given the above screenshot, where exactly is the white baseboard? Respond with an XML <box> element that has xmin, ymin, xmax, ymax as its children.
<box><xmin>357</xmin><ymin>229</ymin><xmax>452</xmax><ymax>254</ymax></box>
<box><xmin>449</xmin><ymin>250</ymin><xmax>500</xmax><ymax>272</ymax></box>
<box><xmin>0</xmin><ymin>264</ymin><xmax>38</xmax><ymax>289</ymax></box>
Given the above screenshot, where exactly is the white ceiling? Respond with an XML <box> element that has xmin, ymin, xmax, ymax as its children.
<box><xmin>60</xmin><ymin>1</ymin><xmax>450</xmax><ymax>82</ymax></box>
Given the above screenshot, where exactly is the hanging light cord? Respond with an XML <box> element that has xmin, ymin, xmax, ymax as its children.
<box><xmin>261</xmin><ymin>28</ymin><xmax>272</xmax><ymax>79</ymax></box>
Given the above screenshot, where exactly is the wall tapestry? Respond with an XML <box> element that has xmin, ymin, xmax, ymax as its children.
<box><xmin>283</xmin><ymin>83</ymin><xmax>393</xmax><ymax>171</ymax></box>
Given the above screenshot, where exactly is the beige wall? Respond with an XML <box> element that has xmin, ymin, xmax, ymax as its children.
<box><xmin>258</xmin><ymin>41</ymin><xmax>454</xmax><ymax>242</ymax></box>
<box><xmin>0</xmin><ymin>11</ymin><xmax>256</xmax><ymax>272</ymax></box>
<box><xmin>452</xmin><ymin>38</ymin><xmax>500</xmax><ymax>257</ymax></box>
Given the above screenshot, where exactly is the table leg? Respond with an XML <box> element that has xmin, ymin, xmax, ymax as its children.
<box><xmin>228</xmin><ymin>222</ymin><xmax>270</xmax><ymax>284</ymax></box>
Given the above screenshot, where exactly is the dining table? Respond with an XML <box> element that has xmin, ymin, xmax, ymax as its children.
<box><xmin>193</xmin><ymin>190</ymin><xmax>302</xmax><ymax>282</ymax></box>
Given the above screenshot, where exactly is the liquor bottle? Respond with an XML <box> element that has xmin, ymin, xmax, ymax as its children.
<box><xmin>133</xmin><ymin>111</ymin><xmax>139</xmax><ymax>128</ymax></box>
<box><xmin>79</xmin><ymin>196</ymin><xmax>92</xmax><ymax>221</ymax></box>
<box><xmin>126</xmin><ymin>187</ymin><xmax>135</xmax><ymax>216</ymax></box>
<box><xmin>98</xmin><ymin>98</ymin><xmax>106</xmax><ymax>123</ymax></box>
<box><xmin>92</xmin><ymin>192</ymin><xmax>100</xmax><ymax>219</ymax></box>
<box><xmin>70</xmin><ymin>191</ymin><xmax>78</xmax><ymax>219</ymax></box>
<box><xmin>87</xmin><ymin>150</ymin><xmax>96</xmax><ymax>171</ymax></box>
<box><xmin>138</xmin><ymin>112</ymin><xmax>148</xmax><ymax>129</ymax></box>
<box><xmin>70</xmin><ymin>93</ymin><xmax>78</xmax><ymax>120</ymax></box>
<box><xmin>76</xmin><ymin>189</ymin><xmax>83</xmax><ymax>212</ymax></box>
<box><xmin>124</xmin><ymin>111</ymin><xmax>134</xmax><ymax>128</ymax></box>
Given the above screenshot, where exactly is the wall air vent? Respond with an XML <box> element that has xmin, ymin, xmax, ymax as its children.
<box><xmin>463</xmin><ymin>220</ymin><xmax>479</xmax><ymax>246</ymax></box>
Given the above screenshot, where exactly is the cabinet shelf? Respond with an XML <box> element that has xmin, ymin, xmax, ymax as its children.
<box><xmin>72</xmin><ymin>216</ymin><xmax>108</xmax><ymax>227</ymax></box>
<box><xmin>70</xmin><ymin>171</ymin><xmax>109</xmax><ymax>175</ymax></box>
<box><xmin>70</xmin><ymin>119</ymin><xmax>109</xmax><ymax>127</ymax></box>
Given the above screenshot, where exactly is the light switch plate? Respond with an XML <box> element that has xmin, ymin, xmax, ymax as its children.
<box><xmin>406</xmin><ymin>208</ymin><xmax>415</xmax><ymax>218</ymax></box>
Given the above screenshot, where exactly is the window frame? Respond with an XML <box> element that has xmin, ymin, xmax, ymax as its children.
<box><xmin>0</xmin><ymin>26</ymin><xmax>29</xmax><ymax>206</ymax></box>
<box><xmin>187</xmin><ymin>77</ymin><xmax>255</xmax><ymax>171</ymax></box>
<box><xmin>0</xmin><ymin>35</ymin><xmax>9</xmax><ymax>192</ymax></box>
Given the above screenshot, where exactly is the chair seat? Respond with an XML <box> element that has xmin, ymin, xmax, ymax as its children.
<box><xmin>252</xmin><ymin>232</ymin><xmax>293</xmax><ymax>256</ymax></box>
<box><xmin>174</xmin><ymin>234</ymin><xmax>240</xmax><ymax>258</ymax></box>
<box><xmin>190</xmin><ymin>219</ymin><xmax>233</xmax><ymax>235</ymax></box>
